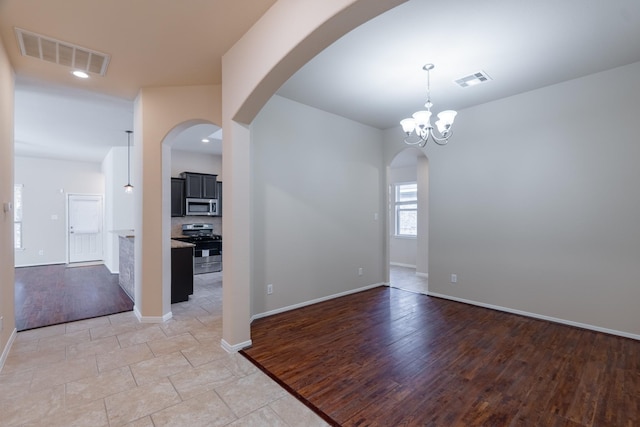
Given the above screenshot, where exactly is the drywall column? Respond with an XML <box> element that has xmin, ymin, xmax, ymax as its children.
<box><xmin>133</xmin><ymin>85</ymin><xmax>221</xmax><ymax>323</ymax></box>
<box><xmin>133</xmin><ymin>93</ymin><xmax>167</xmax><ymax>321</ymax></box>
<box><xmin>221</xmin><ymin>0</ymin><xmax>406</xmax><ymax>349</ymax></box>
<box><xmin>0</xmin><ymin>38</ymin><xmax>16</xmax><ymax>366</ymax></box>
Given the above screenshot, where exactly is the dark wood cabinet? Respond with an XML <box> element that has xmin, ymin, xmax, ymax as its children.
<box><xmin>171</xmin><ymin>178</ymin><xmax>185</xmax><ymax>217</ymax></box>
<box><xmin>171</xmin><ymin>245</ymin><xmax>193</xmax><ymax>303</ymax></box>
<box><xmin>181</xmin><ymin>172</ymin><xmax>217</xmax><ymax>199</ymax></box>
<box><xmin>215</xmin><ymin>181</ymin><xmax>222</xmax><ymax>216</ymax></box>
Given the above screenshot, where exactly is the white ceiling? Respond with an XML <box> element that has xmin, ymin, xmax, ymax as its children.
<box><xmin>2</xmin><ymin>0</ymin><xmax>640</xmax><ymax>163</ymax></box>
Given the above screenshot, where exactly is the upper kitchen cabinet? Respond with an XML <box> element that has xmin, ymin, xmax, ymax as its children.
<box><xmin>171</xmin><ymin>178</ymin><xmax>185</xmax><ymax>217</ymax></box>
<box><xmin>180</xmin><ymin>172</ymin><xmax>217</xmax><ymax>199</ymax></box>
<box><xmin>216</xmin><ymin>181</ymin><xmax>222</xmax><ymax>217</ymax></box>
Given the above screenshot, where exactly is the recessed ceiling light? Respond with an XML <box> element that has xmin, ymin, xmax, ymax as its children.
<box><xmin>72</xmin><ymin>70</ymin><xmax>89</xmax><ymax>79</ymax></box>
<box><xmin>201</xmin><ymin>138</ymin><xmax>210</xmax><ymax>143</ymax></box>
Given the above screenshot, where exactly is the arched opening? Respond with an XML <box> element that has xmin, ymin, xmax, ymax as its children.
<box><xmin>387</xmin><ymin>147</ymin><xmax>428</xmax><ymax>294</ymax></box>
<box><xmin>160</xmin><ymin>119</ymin><xmax>223</xmax><ymax>317</ymax></box>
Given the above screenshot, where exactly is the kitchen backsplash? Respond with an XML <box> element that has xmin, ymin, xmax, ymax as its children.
<box><xmin>171</xmin><ymin>216</ymin><xmax>222</xmax><ymax>237</ymax></box>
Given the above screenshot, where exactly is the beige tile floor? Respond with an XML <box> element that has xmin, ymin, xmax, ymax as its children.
<box><xmin>389</xmin><ymin>265</ymin><xmax>428</xmax><ymax>294</ymax></box>
<box><xmin>0</xmin><ymin>272</ymin><xmax>329</xmax><ymax>427</ymax></box>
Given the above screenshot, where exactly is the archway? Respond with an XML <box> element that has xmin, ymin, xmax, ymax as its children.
<box><xmin>220</xmin><ymin>0</ymin><xmax>407</xmax><ymax>349</ymax></box>
<box><xmin>387</xmin><ymin>147</ymin><xmax>429</xmax><ymax>294</ymax></box>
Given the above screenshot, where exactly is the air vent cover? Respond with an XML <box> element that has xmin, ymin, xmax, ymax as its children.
<box><xmin>15</xmin><ymin>28</ymin><xmax>110</xmax><ymax>76</ymax></box>
<box><xmin>454</xmin><ymin>70</ymin><xmax>492</xmax><ymax>88</ymax></box>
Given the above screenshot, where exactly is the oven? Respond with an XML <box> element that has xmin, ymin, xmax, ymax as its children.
<box><xmin>191</xmin><ymin>238</ymin><xmax>222</xmax><ymax>274</ymax></box>
<box><xmin>173</xmin><ymin>223</ymin><xmax>222</xmax><ymax>274</ymax></box>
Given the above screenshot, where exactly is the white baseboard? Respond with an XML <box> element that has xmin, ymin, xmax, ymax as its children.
<box><xmin>15</xmin><ymin>261</ymin><xmax>66</xmax><ymax>268</ymax></box>
<box><xmin>134</xmin><ymin>306</ymin><xmax>172</xmax><ymax>323</ymax></box>
<box><xmin>221</xmin><ymin>338</ymin><xmax>252</xmax><ymax>353</ymax></box>
<box><xmin>390</xmin><ymin>262</ymin><xmax>416</xmax><ymax>268</ymax></box>
<box><xmin>416</xmin><ymin>272</ymin><xmax>428</xmax><ymax>279</ymax></box>
<box><xmin>427</xmin><ymin>292</ymin><xmax>640</xmax><ymax>341</ymax></box>
<box><xmin>251</xmin><ymin>282</ymin><xmax>384</xmax><ymax>322</ymax></box>
<box><xmin>0</xmin><ymin>328</ymin><xmax>17</xmax><ymax>374</ymax></box>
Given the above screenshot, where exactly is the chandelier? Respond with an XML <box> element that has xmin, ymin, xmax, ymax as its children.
<box><xmin>400</xmin><ymin>64</ymin><xmax>457</xmax><ymax>147</ymax></box>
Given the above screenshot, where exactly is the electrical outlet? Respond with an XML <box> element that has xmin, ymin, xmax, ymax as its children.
<box><xmin>450</xmin><ymin>274</ymin><xmax>458</xmax><ymax>283</ymax></box>
<box><xmin>38</xmin><ymin>249</ymin><xmax>44</xmax><ymax>256</ymax></box>
<box><xmin>358</xmin><ymin>267</ymin><xmax>363</xmax><ymax>276</ymax></box>
<box><xmin>267</xmin><ymin>284</ymin><xmax>273</xmax><ymax>295</ymax></box>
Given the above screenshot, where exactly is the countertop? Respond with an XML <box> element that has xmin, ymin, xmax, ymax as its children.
<box><xmin>112</xmin><ymin>229</ymin><xmax>135</xmax><ymax>238</ymax></box>
<box><xmin>171</xmin><ymin>238</ymin><xmax>195</xmax><ymax>249</ymax></box>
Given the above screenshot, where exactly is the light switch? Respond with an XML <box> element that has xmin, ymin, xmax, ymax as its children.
<box><xmin>3</xmin><ymin>202</ymin><xmax>12</xmax><ymax>213</ymax></box>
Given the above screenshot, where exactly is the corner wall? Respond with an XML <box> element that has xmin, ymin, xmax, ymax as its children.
<box><xmin>251</xmin><ymin>95</ymin><xmax>385</xmax><ymax>316</ymax></box>
<box><xmin>421</xmin><ymin>61</ymin><xmax>640</xmax><ymax>336</ymax></box>
<box><xmin>14</xmin><ymin>156</ymin><xmax>104</xmax><ymax>267</ymax></box>
<box><xmin>102</xmin><ymin>147</ymin><xmax>135</xmax><ymax>273</ymax></box>
<box><xmin>0</xmin><ymin>38</ymin><xmax>16</xmax><ymax>369</ymax></box>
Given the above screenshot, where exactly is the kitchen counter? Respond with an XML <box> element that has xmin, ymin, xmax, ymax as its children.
<box><xmin>111</xmin><ymin>229</ymin><xmax>135</xmax><ymax>238</ymax></box>
<box><xmin>171</xmin><ymin>239</ymin><xmax>195</xmax><ymax>249</ymax></box>
<box><xmin>118</xmin><ymin>235</ymin><xmax>135</xmax><ymax>300</ymax></box>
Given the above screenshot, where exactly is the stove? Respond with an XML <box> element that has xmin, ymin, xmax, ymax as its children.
<box><xmin>174</xmin><ymin>224</ymin><xmax>222</xmax><ymax>274</ymax></box>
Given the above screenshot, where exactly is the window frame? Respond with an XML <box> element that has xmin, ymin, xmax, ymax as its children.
<box><xmin>14</xmin><ymin>184</ymin><xmax>23</xmax><ymax>250</ymax></box>
<box><xmin>394</xmin><ymin>181</ymin><xmax>418</xmax><ymax>238</ymax></box>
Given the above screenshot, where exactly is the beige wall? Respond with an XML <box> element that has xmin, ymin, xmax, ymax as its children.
<box><xmin>383</xmin><ymin>61</ymin><xmax>640</xmax><ymax>337</ymax></box>
<box><xmin>0</xmin><ymin>38</ymin><xmax>15</xmax><ymax>367</ymax></box>
<box><xmin>170</xmin><ymin>151</ymin><xmax>221</xmax><ymax>178</ymax></box>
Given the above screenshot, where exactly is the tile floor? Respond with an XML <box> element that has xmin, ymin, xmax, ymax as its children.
<box><xmin>389</xmin><ymin>264</ymin><xmax>428</xmax><ymax>294</ymax></box>
<box><xmin>0</xmin><ymin>272</ymin><xmax>328</xmax><ymax>427</ymax></box>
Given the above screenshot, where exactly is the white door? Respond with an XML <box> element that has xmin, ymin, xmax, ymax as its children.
<box><xmin>68</xmin><ymin>194</ymin><xmax>104</xmax><ymax>263</ymax></box>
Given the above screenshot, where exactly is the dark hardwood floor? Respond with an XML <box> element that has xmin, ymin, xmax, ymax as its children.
<box><xmin>14</xmin><ymin>264</ymin><xmax>133</xmax><ymax>331</ymax></box>
<box><xmin>241</xmin><ymin>286</ymin><xmax>640</xmax><ymax>426</ymax></box>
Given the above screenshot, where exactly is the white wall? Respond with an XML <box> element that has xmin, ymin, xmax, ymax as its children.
<box><xmin>395</xmin><ymin>61</ymin><xmax>640</xmax><ymax>337</ymax></box>
<box><xmin>170</xmin><ymin>150</ymin><xmax>222</xmax><ymax>178</ymax></box>
<box><xmin>102</xmin><ymin>147</ymin><xmax>135</xmax><ymax>273</ymax></box>
<box><xmin>251</xmin><ymin>95</ymin><xmax>385</xmax><ymax>316</ymax></box>
<box><xmin>14</xmin><ymin>156</ymin><xmax>104</xmax><ymax>267</ymax></box>
<box><xmin>389</xmin><ymin>165</ymin><xmax>417</xmax><ymax>267</ymax></box>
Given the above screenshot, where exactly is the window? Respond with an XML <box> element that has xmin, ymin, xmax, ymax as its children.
<box><xmin>394</xmin><ymin>182</ymin><xmax>417</xmax><ymax>237</ymax></box>
<box><xmin>14</xmin><ymin>184</ymin><xmax>23</xmax><ymax>249</ymax></box>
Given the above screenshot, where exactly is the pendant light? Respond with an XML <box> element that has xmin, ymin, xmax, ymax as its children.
<box><xmin>124</xmin><ymin>130</ymin><xmax>134</xmax><ymax>193</ymax></box>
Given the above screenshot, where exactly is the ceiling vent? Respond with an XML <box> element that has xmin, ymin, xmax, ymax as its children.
<box><xmin>15</xmin><ymin>28</ymin><xmax>110</xmax><ymax>76</ymax></box>
<box><xmin>454</xmin><ymin>70</ymin><xmax>492</xmax><ymax>88</ymax></box>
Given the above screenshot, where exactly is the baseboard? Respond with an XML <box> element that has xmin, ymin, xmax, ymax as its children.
<box><xmin>66</xmin><ymin>261</ymin><xmax>105</xmax><ymax>268</ymax></box>
<box><xmin>0</xmin><ymin>328</ymin><xmax>17</xmax><ymax>374</ymax></box>
<box><xmin>390</xmin><ymin>262</ymin><xmax>416</xmax><ymax>268</ymax></box>
<box><xmin>427</xmin><ymin>292</ymin><xmax>640</xmax><ymax>341</ymax></box>
<box><xmin>15</xmin><ymin>261</ymin><xmax>66</xmax><ymax>268</ymax></box>
<box><xmin>133</xmin><ymin>306</ymin><xmax>172</xmax><ymax>323</ymax></box>
<box><xmin>251</xmin><ymin>282</ymin><xmax>384</xmax><ymax>322</ymax></box>
<box><xmin>416</xmin><ymin>272</ymin><xmax>428</xmax><ymax>279</ymax></box>
<box><xmin>221</xmin><ymin>338</ymin><xmax>252</xmax><ymax>353</ymax></box>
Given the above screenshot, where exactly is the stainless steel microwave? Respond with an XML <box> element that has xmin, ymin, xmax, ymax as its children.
<box><xmin>185</xmin><ymin>198</ymin><xmax>218</xmax><ymax>216</ymax></box>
